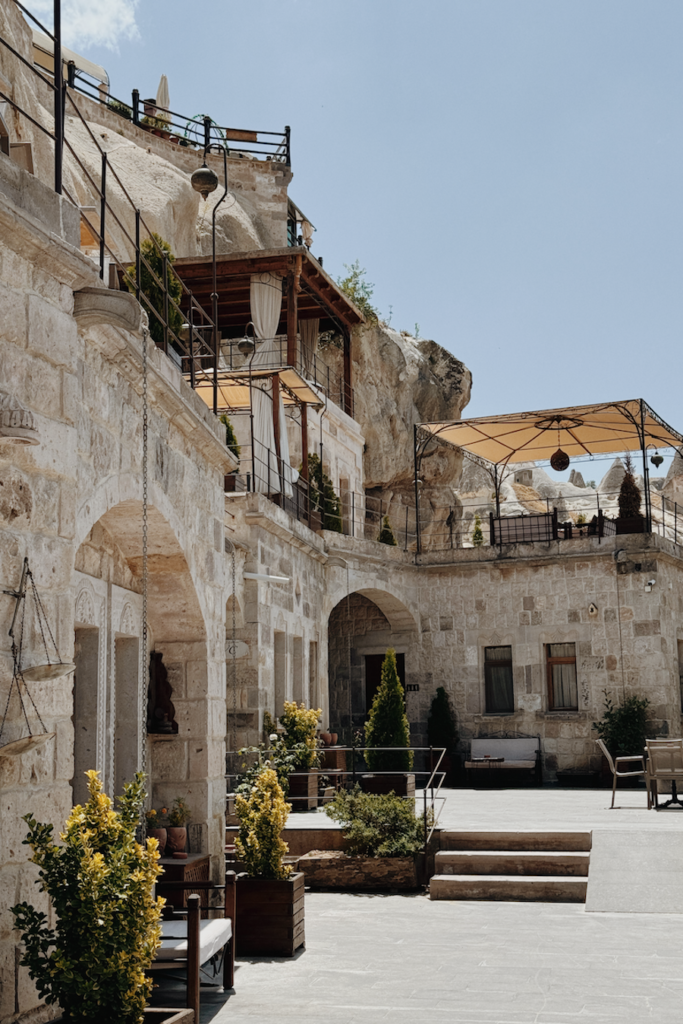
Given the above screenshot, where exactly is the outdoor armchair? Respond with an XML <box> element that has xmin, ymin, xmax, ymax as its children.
<box><xmin>150</xmin><ymin>870</ymin><xmax>236</xmax><ymax>1020</ymax></box>
<box><xmin>596</xmin><ymin>738</ymin><xmax>646</xmax><ymax>809</ymax></box>
<box><xmin>645</xmin><ymin>739</ymin><xmax>683</xmax><ymax>810</ymax></box>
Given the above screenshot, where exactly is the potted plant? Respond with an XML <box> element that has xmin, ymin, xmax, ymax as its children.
<box><xmin>427</xmin><ymin>686</ymin><xmax>459</xmax><ymax>784</ymax></box>
<box><xmin>297</xmin><ymin>787</ymin><xmax>428</xmax><ymax>891</ymax></box>
<box><xmin>220</xmin><ymin>414</ymin><xmax>241</xmax><ymax>491</ymax></box>
<box><xmin>166</xmin><ymin>797</ymin><xmax>191</xmax><ymax>857</ymax></box>
<box><xmin>616</xmin><ymin>454</ymin><xmax>645</xmax><ymax>534</ymax></box>
<box><xmin>278</xmin><ymin>701</ymin><xmax>322</xmax><ymax>810</ymax></box>
<box><xmin>234</xmin><ymin>767</ymin><xmax>305</xmax><ymax>956</ymax></box>
<box><xmin>363</xmin><ymin>648</ymin><xmax>414</xmax><ymax>796</ymax></box>
<box><xmin>593</xmin><ymin>691</ymin><xmax>651</xmax><ymax>785</ymax></box>
<box><xmin>146</xmin><ymin>805</ymin><xmax>169</xmax><ymax>853</ymax></box>
<box><xmin>11</xmin><ymin>770</ymin><xmax>165</xmax><ymax>1024</ymax></box>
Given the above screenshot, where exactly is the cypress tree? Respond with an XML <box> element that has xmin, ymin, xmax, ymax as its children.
<box><xmin>472</xmin><ymin>513</ymin><xmax>484</xmax><ymax>546</ymax></box>
<box><xmin>427</xmin><ymin>686</ymin><xmax>458</xmax><ymax>753</ymax></box>
<box><xmin>378</xmin><ymin>515</ymin><xmax>397</xmax><ymax>546</ymax></box>
<box><xmin>308</xmin><ymin>453</ymin><xmax>342</xmax><ymax>532</ymax></box>
<box><xmin>618</xmin><ymin>455</ymin><xmax>642</xmax><ymax>518</ymax></box>
<box><xmin>365</xmin><ymin>648</ymin><xmax>413</xmax><ymax>771</ymax></box>
<box><xmin>219</xmin><ymin>414</ymin><xmax>241</xmax><ymax>460</ymax></box>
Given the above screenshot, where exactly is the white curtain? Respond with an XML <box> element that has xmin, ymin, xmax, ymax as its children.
<box><xmin>250</xmin><ymin>273</ymin><xmax>296</xmax><ymax>496</ymax></box>
<box><xmin>299</xmin><ymin>318</ymin><xmax>319</xmax><ymax>377</ymax></box>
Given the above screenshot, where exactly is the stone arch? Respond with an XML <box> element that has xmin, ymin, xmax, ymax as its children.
<box><xmin>326</xmin><ymin>588</ymin><xmax>417</xmax><ymax>740</ymax></box>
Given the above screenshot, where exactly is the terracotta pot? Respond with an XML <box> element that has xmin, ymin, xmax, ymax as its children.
<box><xmin>329</xmin><ymin>733</ymin><xmax>338</xmax><ymax>745</ymax></box>
<box><xmin>148</xmin><ymin>827</ymin><xmax>167</xmax><ymax>852</ymax></box>
<box><xmin>319</xmin><ymin>732</ymin><xmax>332</xmax><ymax>746</ymax></box>
<box><xmin>166</xmin><ymin>826</ymin><xmax>187</xmax><ymax>857</ymax></box>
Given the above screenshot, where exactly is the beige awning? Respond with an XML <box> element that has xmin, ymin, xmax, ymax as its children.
<box><xmin>420</xmin><ymin>400</ymin><xmax>683</xmax><ymax>466</ymax></box>
<box><xmin>32</xmin><ymin>30</ymin><xmax>109</xmax><ymax>86</ymax></box>
<box><xmin>193</xmin><ymin>367</ymin><xmax>324</xmax><ymax>414</ymax></box>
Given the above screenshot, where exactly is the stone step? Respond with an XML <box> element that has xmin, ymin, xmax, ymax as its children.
<box><xmin>438</xmin><ymin>830</ymin><xmax>592</xmax><ymax>852</ymax></box>
<box><xmin>435</xmin><ymin>850</ymin><xmax>590</xmax><ymax>877</ymax></box>
<box><xmin>429</xmin><ymin>874</ymin><xmax>588</xmax><ymax>902</ymax></box>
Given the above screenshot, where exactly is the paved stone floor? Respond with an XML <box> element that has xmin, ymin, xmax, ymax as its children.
<box><xmin>155</xmin><ymin>891</ymin><xmax>683</xmax><ymax>1024</ymax></box>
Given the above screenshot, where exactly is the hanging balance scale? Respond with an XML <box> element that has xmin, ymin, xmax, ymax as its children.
<box><xmin>0</xmin><ymin>557</ymin><xmax>75</xmax><ymax>757</ymax></box>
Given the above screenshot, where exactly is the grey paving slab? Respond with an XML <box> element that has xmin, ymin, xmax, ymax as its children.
<box><xmin>149</xmin><ymin>892</ymin><xmax>683</xmax><ymax>1024</ymax></box>
<box><xmin>586</xmin><ymin>828</ymin><xmax>683</xmax><ymax>913</ymax></box>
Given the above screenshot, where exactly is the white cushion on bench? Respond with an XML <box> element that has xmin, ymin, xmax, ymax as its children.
<box><xmin>470</xmin><ymin>738</ymin><xmax>539</xmax><ymax>762</ymax></box>
<box><xmin>157</xmin><ymin>919</ymin><xmax>232</xmax><ymax>964</ymax></box>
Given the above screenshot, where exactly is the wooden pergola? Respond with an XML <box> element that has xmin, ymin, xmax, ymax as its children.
<box><xmin>174</xmin><ymin>246</ymin><xmax>365</xmax><ymax>417</ymax></box>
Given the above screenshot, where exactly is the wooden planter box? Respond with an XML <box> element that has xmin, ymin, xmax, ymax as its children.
<box><xmin>288</xmin><ymin>770</ymin><xmax>319</xmax><ymax>810</ymax></box>
<box><xmin>297</xmin><ymin>851</ymin><xmax>418</xmax><ymax>891</ymax></box>
<box><xmin>56</xmin><ymin>1011</ymin><xmax>193</xmax><ymax>1024</ymax></box>
<box><xmin>360</xmin><ymin>773</ymin><xmax>415</xmax><ymax>798</ymax></box>
<box><xmin>235</xmin><ymin>871</ymin><xmax>305</xmax><ymax>957</ymax></box>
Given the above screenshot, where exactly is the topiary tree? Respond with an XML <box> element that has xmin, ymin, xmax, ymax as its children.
<box><xmin>11</xmin><ymin>771</ymin><xmax>163</xmax><ymax>1024</ymax></box>
<box><xmin>308</xmin><ymin>453</ymin><xmax>342</xmax><ymax>532</ymax></box>
<box><xmin>127</xmin><ymin>233</ymin><xmax>183</xmax><ymax>348</ymax></box>
<box><xmin>235</xmin><ymin>767</ymin><xmax>292</xmax><ymax>879</ymax></box>
<box><xmin>378</xmin><ymin>515</ymin><xmax>397</xmax><ymax>546</ymax></box>
<box><xmin>472</xmin><ymin>513</ymin><xmax>484</xmax><ymax>546</ymax></box>
<box><xmin>365</xmin><ymin>648</ymin><xmax>413</xmax><ymax>772</ymax></box>
<box><xmin>618</xmin><ymin>454</ymin><xmax>643</xmax><ymax>518</ymax></box>
<box><xmin>427</xmin><ymin>686</ymin><xmax>458</xmax><ymax>754</ymax></box>
<box><xmin>220</xmin><ymin>413</ymin><xmax>241</xmax><ymax>460</ymax></box>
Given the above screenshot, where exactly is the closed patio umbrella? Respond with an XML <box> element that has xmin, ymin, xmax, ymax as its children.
<box><xmin>156</xmin><ymin>74</ymin><xmax>170</xmax><ymax>124</ymax></box>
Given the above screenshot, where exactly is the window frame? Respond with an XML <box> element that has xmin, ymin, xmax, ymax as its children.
<box><xmin>483</xmin><ymin>645</ymin><xmax>514</xmax><ymax>714</ymax></box>
<box><xmin>546</xmin><ymin>642</ymin><xmax>578</xmax><ymax>711</ymax></box>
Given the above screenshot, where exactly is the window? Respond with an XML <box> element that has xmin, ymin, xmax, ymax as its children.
<box><xmin>484</xmin><ymin>646</ymin><xmax>514</xmax><ymax>713</ymax></box>
<box><xmin>546</xmin><ymin>643</ymin><xmax>578</xmax><ymax>710</ymax></box>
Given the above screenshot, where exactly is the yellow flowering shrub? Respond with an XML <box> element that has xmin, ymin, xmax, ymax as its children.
<box><xmin>279</xmin><ymin>700</ymin><xmax>322</xmax><ymax>769</ymax></box>
<box><xmin>11</xmin><ymin>770</ymin><xmax>163</xmax><ymax>1024</ymax></box>
<box><xmin>235</xmin><ymin>767</ymin><xmax>292</xmax><ymax>879</ymax></box>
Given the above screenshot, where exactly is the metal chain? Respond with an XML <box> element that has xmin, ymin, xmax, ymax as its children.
<box><xmin>140</xmin><ymin>326</ymin><xmax>149</xmax><ymax>836</ymax></box>
<box><xmin>231</xmin><ymin>545</ymin><xmax>236</xmax><ymax>756</ymax></box>
<box><xmin>26</xmin><ymin>567</ymin><xmax>64</xmax><ymax>666</ymax></box>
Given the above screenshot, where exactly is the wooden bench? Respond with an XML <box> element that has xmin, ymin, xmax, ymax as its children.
<box><xmin>150</xmin><ymin>872</ymin><xmax>236</xmax><ymax>1021</ymax></box>
<box><xmin>465</xmin><ymin>736</ymin><xmax>541</xmax><ymax>786</ymax></box>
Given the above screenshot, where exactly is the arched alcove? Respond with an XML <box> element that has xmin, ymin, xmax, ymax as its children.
<box><xmin>327</xmin><ymin>590</ymin><xmax>417</xmax><ymax>740</ymax></box>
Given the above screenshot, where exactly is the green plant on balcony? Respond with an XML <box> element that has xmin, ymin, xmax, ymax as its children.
<box><xmin>308</xmin><ymin>453</ymin><xmax>342</xmax><ymax>532</ymax></box>
<box><xmin>108</xmin><ymin>98</ymin><xmax>132</xmax><ymax>120</ymax></box>
<box><xmin>378</xmin><ymin>515</ymin><xmax>397</xmax><ymax>546</ymax></box>
<box><xmin>11</xmin><ymin>770</ymin><xmax>163</xmax><ymax>1024</ymax></box>
<box><xmin>126</xmin><ymin>234</ymin><xmax>183</xmax><ymax>348</ymax></box>
<box><xmin>235</xmin><ymin>766</ymin><xmax>292</xmax><ymax>879</ymax></box>
<box><xmin>365</xmin><ymin>648</ymin><xmax>413</xmax><ymax>772</ymax></box>
<box><xmin>472</xmin><ymin>513</ymin><xmax>484</xmax><ymax>546</ymax></box>
<box><xmin>220</xmin><ymin>414</ymin><xmax>241</xmax><ymax>460</ymax></box>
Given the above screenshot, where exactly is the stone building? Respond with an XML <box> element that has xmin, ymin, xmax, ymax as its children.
<box><xmin>2</xmin><ymin>3</ymin><xmax>683</xmax><ymax>1022</ymax></box>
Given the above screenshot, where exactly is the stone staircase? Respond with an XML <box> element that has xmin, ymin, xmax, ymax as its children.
<box><xmin>429</xmin><ymin>830</ymin><xmax>591</xmax><ymax>903</ymax></box>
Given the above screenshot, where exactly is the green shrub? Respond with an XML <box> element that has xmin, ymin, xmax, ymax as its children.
<box><xmin>220</xmin><ymin>413</ymin><xmax>241</xmax><ymax>459</ymax></box>
<box><xmin>593</xmin><ymin>691</ymin><xmax>651</xmax><ymax>759</ymax></box>
<box><xmin>235</xmin><ymin>767</ymin><xmax>292</xmax><ymax>879</ymax></box>
<box><xmin>325</xmin><ymin>786</ymin><xmax>425</xmax><ymax>857</ymax></box>
<box><xmin>337</xmin><ymin>260</ymin><xmax>379</xmax><ymax>323</ymax></box>
<box><xmin>365</xmin><ymin>648</ymin><xmax>413</xmax><ymax>771</ymax></box>
<box><xmin>108</xmin><ymin>98</ymin><xmax>132</xmax><ymax>120</ymax></box>
<box><xmin>11</xmin><ymin>771</ymin><xmax>163</xmax><ymax>1024</ymax></box>
<box><xmin>618</xmin><ymin>454</ymin><xmax>643</xmax><ymax>519</ymax></box>
<box><xmin>378</xmin><ymin>515</ymin><xmax>397</xmax><ymax>546</ymax></box>
<box><xmin>308</xmin><ymin>453</ymin><xmax>342</xmax><ymax>532</ymax></box>
<box><xmin>127</xmin><ymin>233</ymin><xmax>183</xmax><ymax>348</ymax></box>
<box><xmin>427</xmin><ymin>686</ymin><xmax>458</xmax><ymax>754</ymax></box>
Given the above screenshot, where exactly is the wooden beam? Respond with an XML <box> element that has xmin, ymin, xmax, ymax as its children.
<box><xmin>286</xmin><ymin>269</ymin><xmax>298</xmax><ymax>365</ymax></box>
<box><xmin>343</xmin><ymin>327</ymin><xmax>352</xmax><ymax>416</ymax></box>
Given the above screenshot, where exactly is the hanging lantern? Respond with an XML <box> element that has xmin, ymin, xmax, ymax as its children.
<box><xmin>650</xmin><ymin>451</ymin><xmax>664</xmax><ymax>469</ymax></box>
<box><xmin>550</xmin><ymin>448</ymin><xmax>570</xmax><ymax>472</ymax></box>
<box><xmin>238</xmin><ymin>322</ymin><xmax>256</xmax><ymax>356</ymax></box>
<box><xmin>190</xmin><ymin>163</ymin><xmax>219</xmax><ymax>201</ymax></box>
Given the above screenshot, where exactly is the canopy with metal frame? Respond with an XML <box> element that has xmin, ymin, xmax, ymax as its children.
<box><xmin>415</xmin><ymin>399</ymin><xmax>683</xmax><ymax>544</ymax></box>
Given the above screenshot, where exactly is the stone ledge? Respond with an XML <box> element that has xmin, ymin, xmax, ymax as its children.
<box><xmin>296</xmin><ymin>850</ymin><xmax>419</xmax><ymax>890</ymax></box>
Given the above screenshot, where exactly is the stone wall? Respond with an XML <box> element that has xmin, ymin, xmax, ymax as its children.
<box><xmin>0</xmin><ymin>144</ymin><xmax>234</xmax><ymax>1022</ymax></box>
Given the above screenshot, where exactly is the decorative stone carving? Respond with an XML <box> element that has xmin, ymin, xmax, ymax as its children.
<box><xmin>0</xmin><ymin>390</ymin><xmax>40</xmax><ymax>446</ymax></box>
<box><xmin>74</xmin><ymin>586</ymin><xmax>96</xmax><ymax>626</ymax></box>
<box><xmin>119</xmin><ymin>602</ymin><xmax>137</xmax><ymax>637</ymax></box>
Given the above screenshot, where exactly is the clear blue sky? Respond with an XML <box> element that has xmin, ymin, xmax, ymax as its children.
<box><xmin>41</xmin><ymin>0</ymin><xmax>683</xmax><ymax>424</ymax></box>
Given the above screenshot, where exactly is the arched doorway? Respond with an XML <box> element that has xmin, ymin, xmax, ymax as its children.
<box><xmin>72</xmin><ymin>500</ymin><xmax>211</xmax><ymax>851</ymax></box>
<box><xmin>327</xmin><ymin>588</ymin><xmax>418</xmax><ymax>741</ymax></box>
